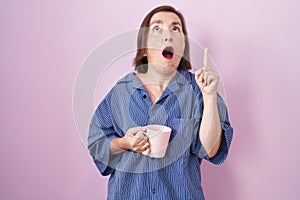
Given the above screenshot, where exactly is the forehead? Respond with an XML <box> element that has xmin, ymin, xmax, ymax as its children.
<box><xmin>150</xmin><ymin>11</ymin><xmax>182</xmax><ymax>25</ymax></box>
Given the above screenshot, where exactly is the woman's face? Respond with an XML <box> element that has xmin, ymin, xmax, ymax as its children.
<box><xmin>146</xmin><ymin>11</ymin><xmax>185</xmax><ymax>72</ymax></box>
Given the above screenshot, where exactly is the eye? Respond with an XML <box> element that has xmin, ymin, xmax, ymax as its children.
<box><xmin>172</xmin><ymin>26</ymin><xmax>180</xmax><ymax>32</ymax></box>
<box><xmin>153</xmin><ymin>26</ymin><xmax>161</xmax><ymax>32</ymax></box>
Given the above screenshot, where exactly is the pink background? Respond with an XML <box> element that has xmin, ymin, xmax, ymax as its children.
<box><xmin>1</xmin><ymin>0</ymin><xmax>300</xmax><ymax>199</ymax></box>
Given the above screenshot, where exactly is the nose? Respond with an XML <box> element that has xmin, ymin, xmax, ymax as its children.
<box><xmin>163</xmin><ymin>30</ymin><xmax>173</xmax><ymax>42</ymax></box>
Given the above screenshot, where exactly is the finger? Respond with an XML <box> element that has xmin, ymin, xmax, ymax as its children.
<box><xmin>195</xmin><ymin>69</ymin><xmax>203</xmax><ymax>82</ymax></box>
<box><xmin>136</xmin><ymin>145</ymin><xmax>149</xmax><ymax>153</ymax></box>
<box><xmin>199</xmin><ymin>70</ymin><xmax>204</xmax><ymax>84</ymax></box>
<box><xmin>206</xmin><ymin>73</ymin><xmax>215</xmax><ymax>85</ymax></box>
<box><xmin>137</xmin><ymin>137</ymin><xmax>149</xmax><ymax>146</ymax></box>
<box><xmin>204</xmin><ymin>76</ymin><xmax>218</xmax><ymax>94</ymax></box>
<box><xmin>195</xmin><ymin>69</ymin><xmax>202</xmax><ymax>77</ymax></box>
<box><xmin>142</xmin><ymin>147</ymin><xmax>151</xmax><ymax>156</ymax></box>
<box><xmin>140</xmin><ymin>142</ymin><xmax>150</xmax><ymax>151</ymax></box>
<box><xmin>195</xmin><ymin>68</ymin><xmax>204</xmax><ymax>75</ymax></box>
<box><xmin>135</xmin><ymin>131</ymin><xmax>147</xmax><ymax>138</ymax></box>
<box><xmin>203</xmin><ymin>70</ymin><xmax>211</xmax><ymax>86</ymax></box>
<box><xmin>203</xmin><ymin>47</ymin><xmax>209</xmax><ymax>67</ymax></box>
<box><xmin>127</xmin><ymin>126</ymin><xmax>147</xmax><ymax>136</ymax></box>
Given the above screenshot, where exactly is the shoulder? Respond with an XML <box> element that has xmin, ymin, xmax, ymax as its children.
<box><xmin>104</xmin><ymin>72</ymin><xmax>136</xmax><ymax>97</ymax></box>
<box><xmin>97</xmin><ymin>72</ymin><xmax>134</xmax><ymax>103</ymax></box>
<box><xmin>115</xmin><ymin>72</ymin><xmax>135</xmax><ymax>85</ymax></box>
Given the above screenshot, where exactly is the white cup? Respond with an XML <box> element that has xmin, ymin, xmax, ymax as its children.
<box><xmin>140</xmin><ymin>125</ymin><xmax>172</xmax><ymax>158</ymax></box>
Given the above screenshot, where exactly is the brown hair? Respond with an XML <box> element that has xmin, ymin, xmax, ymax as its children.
<box><xmin>133</xmin><ymin>5</ymin><xmax>191</xmax><ymax>73</ymax></box>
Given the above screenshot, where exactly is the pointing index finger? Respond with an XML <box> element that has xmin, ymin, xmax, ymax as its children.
<box><xmin>203</xmin><ymin>47</ymin><xmax>209</xmax><ymax>67</ymax></box>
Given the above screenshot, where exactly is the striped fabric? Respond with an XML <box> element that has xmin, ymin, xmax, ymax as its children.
<box><xmin>88</xmin><ymin>70</ymin><xmax>233</xmax><ymax>200</ymax></box>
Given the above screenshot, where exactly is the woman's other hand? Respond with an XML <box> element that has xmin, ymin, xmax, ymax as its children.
<box><xmin>195</xmin><ymin>48</ymin><xmax>219</xmax><ymax>96</ymax></box>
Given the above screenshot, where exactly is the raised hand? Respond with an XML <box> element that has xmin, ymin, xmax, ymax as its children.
<box><xmin>195</xmin><ymin>48</ymin><xmax>219</xmax><ymax>95</ymax></box>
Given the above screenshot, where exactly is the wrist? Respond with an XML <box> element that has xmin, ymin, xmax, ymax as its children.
<box><xmin>119</xmin><ymin>136</ymin><xmax>129</xmax><ymax>151</ymax></box>
<box><xmin>111</xmin><ymin>137</ymin><xmax>127</xmax><ymax>151</ymax></box>
<box><xmin>202</xmin><ymin>92</ymin><xmax>217</xmax><ymax>103</ymax></box>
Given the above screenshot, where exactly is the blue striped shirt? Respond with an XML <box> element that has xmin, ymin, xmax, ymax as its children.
<box><xmin>88</xmin><ymin>70</ymin><xmax>233</xmax><ymax>200</ymax></box>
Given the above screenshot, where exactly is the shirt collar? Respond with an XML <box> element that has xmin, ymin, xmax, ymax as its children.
<box><xmin>116</xmin><ymin>70</ymin><xmax>192</xmax><ymax>91</ymax></box>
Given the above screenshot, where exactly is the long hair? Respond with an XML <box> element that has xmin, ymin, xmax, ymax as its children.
<box><xmin>133</xmin><ymin>5</ymin><xmax>191</xmax><ymax>73</ymax></box>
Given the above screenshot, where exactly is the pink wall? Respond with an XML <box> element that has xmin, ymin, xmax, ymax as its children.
<box><xmin>1</xmin><ymin>0</ymin><xmax>300</xmax><ymax>199</ymax></box>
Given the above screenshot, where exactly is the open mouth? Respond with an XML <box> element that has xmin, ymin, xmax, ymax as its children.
<box><xmin>162</xmin><ymin>46</ymin><xmax>174</xmax><ymax>60</ymax></box>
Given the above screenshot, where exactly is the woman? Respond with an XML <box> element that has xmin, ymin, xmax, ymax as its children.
<box><xmin>88</xmin><ymin>5</ymin><xmax>233</xmax><ymax>200</ymax></box>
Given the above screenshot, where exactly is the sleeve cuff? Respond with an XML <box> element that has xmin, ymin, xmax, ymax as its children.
<box><xmin>88</xmin><ymin>115</ymin><xmax>121</xmax><ymax>175</ymax></box>
<box><xmin>204</xmin><ymin>121</ymin><xmax>233</xmax><ymax>165</ymax></box>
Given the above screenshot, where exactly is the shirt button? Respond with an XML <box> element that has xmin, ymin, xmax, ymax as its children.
<box><xmin>143</xmin><ymin>94</ymin><xmax>147</xmax><ymax>99</ymax></box>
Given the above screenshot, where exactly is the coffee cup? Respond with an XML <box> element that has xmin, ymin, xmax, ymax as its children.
<box><xmin>140</xmin><ymin>125</ymin><xmax>172</xmax><ymax>158</ymax></box>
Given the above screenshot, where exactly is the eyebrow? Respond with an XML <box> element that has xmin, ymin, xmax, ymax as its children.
<box><xmin>150</xmin><ymin>20</ymin><xmax>182</xmax><ymax>27</ymax></box>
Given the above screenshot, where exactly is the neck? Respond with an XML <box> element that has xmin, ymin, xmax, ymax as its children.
<box><xmin>140</xmin><ymin>65</ymin><xmax>177</xmax><ymax>88</ymax></box>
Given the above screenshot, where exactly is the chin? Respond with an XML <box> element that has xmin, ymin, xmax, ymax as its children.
<box><xmin>163</xmin><ymin>60</ymin><xmax>180</xmax><ymax>70</ymax></box>
<box><xmin>161</xmin><ymin>63</ymin><xmax>178</xmax><ymax>73</ymax></box>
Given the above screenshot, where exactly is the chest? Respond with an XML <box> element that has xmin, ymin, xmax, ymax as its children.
<box><xmin>110</xmin><ymin>84</ymin><xmax>202</xmax><ymax>135</ymax></box>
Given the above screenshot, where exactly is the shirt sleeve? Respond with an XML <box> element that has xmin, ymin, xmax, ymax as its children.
<box><xmin>88</xmin><ymin>94</ymin><xmax>121</xmax><ymax>176</ymax></box>
<box><xmin>190</xmin><ymin>93</ymin><xmax>233</xmax><ymax>165</ymax></box>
